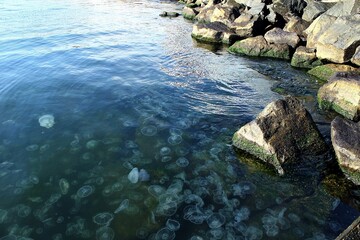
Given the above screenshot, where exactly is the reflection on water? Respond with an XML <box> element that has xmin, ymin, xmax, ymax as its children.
<box><xmin>0</xmin><ymin>0</ymin><xmax>359</xmax><ymax>239</ymax></box>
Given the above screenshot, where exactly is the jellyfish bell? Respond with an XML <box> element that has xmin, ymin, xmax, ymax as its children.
<box><xmin>155</xmin><ymin>227</ymin><xmax>175</xmax><ymax>240</ymax></box>
<box><xmin>77</xmin><ymin>185</ymin><xmax>94</xmax><ymax>198</ymax></box>
<box><xmin>141</xmin><ymin>125</ymin><xmax>157</xmax><ymax>137</ymax></box>
<box><xmin>168</xmin><ymin>135</ymin><xmax>182</xmax><ymax>145</ymax></box>
<box><xmin>166</xmin><ymin>219</ymin><xmax>180</xmax><ymax>231</ymax></box>
<box><xmin>59</xmin><ymin>178</ymin><xmax>70</xmax><ymax>195</ymax></box>
<box><xmin>139</xmin><ymin>169</ymin><xmax>150</xmax><ymax>182</ymax></box>
<box><xmin>93</xmin><ymin>212</ymin><xmax>114</xmax><ymax>226</ymax></box>
<box><xmin>176</xmin><ymin>157</ymin><xmax>189</xmax><ymax>168</ymax></box>
<box><xmin>86</xmin><ymin>140</ymin><xmax>98</xmax><ymax>149</ymax></box>
<box><xmin>96</xmin><ymin>226</ymin><xmax>115</xmax><ymax>240</ymax></box>
<box><xmin>114</xmin><ymin>199</ymin><xmax>129</xmax><ymax>214</ymax></box>
<box><xmin>128</xmin><ymin>167</ymin><xmax>139</xmax><ymax>184</ymax></box>
<box><xmin>38</xmin><ymin>114</ymin><xmax>55</xmax><ymax>128</ymax></box>
<box><xmin>206</xmin><ymin>213</ymin><xmax>226</xmax><ymax>229</ymax></box>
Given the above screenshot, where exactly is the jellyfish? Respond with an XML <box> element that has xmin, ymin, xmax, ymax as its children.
<box><xmin>168</xmin><ymin>135</ymin><xmax>182</xmax><ymax>145</ymax></box>
<box><xmin>86</xmin><ymin>140</ymin><xmax>98</xmax><ymax>149</ymax></box>
<box><xmin>234</xmin><ymin>207</ymin><xmax>250</xmax><ymax>222</ymax></box>
<box><xmin>207</xmin><ymin>228</ymin><xmax>224</xmax><ymax>239</ymax></box>
<box><xmin>96</xmin><ymin>226</ymin><xmax>114</xmax><ymax>240</ymax></box>
<box><xmin>160</xmin><ymin>147</ymin><xmax>171</xmax><ymax>156</ymax></box>
<box><xmin>244</xmin><ymin>226</ymin><xmax>263</xmax><ymax>240</ymax></box>
<box><xmin>26</xmin><ymin>144</ymin><xmax>39</xmax><ymax>152</ymax></box>
<box><xmin>169</xmin><ymin>128</ymin><xmax>183</xmax><ymax>136</ymax></box>
<box><xmin>93</xmin><ymin>212</ymin><xmax>114</xmax><ymax>226</ymax></box>
<box><xmin>0</xmin><ymin>209</ymin><xmax>8</xmax><ymax>223</ymax></box>
<box><xmin>161</xmin><ymin>156</ymin><xmax>172</xmax><ymax>163</ymax></box>
<box><xmin>59</xmin><ymin>178</ymin><xmax>70</xmax><ymax>195</ymax></box>
<box><xmin>136</xmin><ymin>227</ymin><xmax>149</xmax><ymax>239</ymax></box>
<box><xmin>102</xmin><ymin>185</ymin><xmax>114</xmax><ymax>197</ymax></box>
<box><xmin>39</xmin><ymin>114</ymin><xmax>55</xmax><ymax>128</ymax></box>
<box><xmin>141</xmin><ymin>125</ymin><xmax>157</xmax><ymax>136</ymax></box>
<box><xmin>206</xmin><ymin>213</ymin><xmax>226</xmax><ymax>229</ymax></box>
<box><xmin>139</xmin><ymin>169</ymin><xmax>150</xmax><ymax>182</ymax></box>
<box><xmin>77</xmin><ymin>185</ymin><xmax>94</xmax><ymax>198</ymax></box>
<box><xmin>114</xmin><ymin>199</ymin><xmax>129</xmax><ymax>214</ymax></box>
<box><xmin>128</xmin><ymin>167</ymin><xmax>139</xmax><ymax>184</ymax></box>
<box><xmin>232</xmin><ymin>181</ymin><xmax>256</xmax><ymax>198</ymax></box>
<box><xmin>155</xmin><ymin>227</ymin><xmax>175</xmax><ymax>240</ymax></box>
<box><xmin>176</xmin><ymin>157</ymin><xmax>189</xmax><ymax>167</ymax></box>
<box><xmin>155</xmin><ymin>200</ymin><xmax>178</xmax><ymax>216</ymax></box>
<box><xmin>17</xmin><ymin>204</ymin><xmax>31</xmax><ymax>218</ymax></box>
<box><xmin>148</xmin><ymin>185</ymin><xmax>166</xmax><ymax>198</ymax></box>
<box><xmin>111</xmin><ymin>182</ymin><xmax>123</xmax><ymax>192</ymax></box>
<box><xmin>166</xmin><ymin>219</ymin><xmax>180</xmax><ymax>231</ymax></box>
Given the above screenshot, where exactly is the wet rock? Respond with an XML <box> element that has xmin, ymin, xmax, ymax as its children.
<box><xmin>304</xmin><ymin>14</ymin><xmax>337</xmax><ymax>49</ymax></box>
<box><xmin>229</xmin><ymin>36</ymin><xmax>291</xmax><ymax>60</ymax></box>
<box><xmin>191</xmin><ymin>22</ymin><xmax>240</xmax><ymax>44</ymax></box>
<box><xmin>318</xmin><ymin>72</ymin><xmax>360</xmax><ymax>121</ymax></box>
<box><xmin>351</xmin><ymin>46</ymin><xmax>360</xmax><ymax>67</ymax></box>
<box><xmin>302</xmin><ymin>0</ymin><xmax>333</xmax><ymax>22</ymax></box>
<box><xmin>232</xmin><ymin>13</ymin><xmax>265</xmax><ymax>38</ymax></box>
<box><xmin>315</xmin><ymin>15</ymin><xmax>360</xmax><ymax>63</ymax></box>
<box><xmin>264</xmin><ymin>27</ymin><xmax>300</xmax><ymax>48</ymax></box>
<box><xmin>283</xmin><ymin>16</ymin><xmax>309</xmax><ymax>37</ymax></box>
<box><xmin>159</xmin><ymin>11</ymin><xmax>180</xmax><ymax>18</ymax></box>
<box><xmin>331</xmin><ymin>117</ymin><xmax>360</xmax><ymax>185</ymax></box>
<box><xmin>182</xmin><ymin>6</ymin><xmax>199</xmax><ymax>20</ymax></box>
<box><xmin>291</xmin><ymin>46</ymin><xmax>322</xmax><ymax>69</ymax></box>
<box><xmin>232</xmin><ymin>96</ymin><xmax>327</xmax><ymax>175</ymax></box>
<box><xmin>271</xmin><ymin>0</ymin><xmax>307</xmax><ymax>17</ymax></box>
<box><xmin>308</xmin><ymin>63</ymin><xmax>359</xmax><ymax>82</ymax></box>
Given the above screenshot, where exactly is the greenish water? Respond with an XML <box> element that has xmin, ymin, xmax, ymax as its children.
<box><xmin>0</xmin><ymin>0</ymin><xmax>359</xmax><ymax>239</ymax></box>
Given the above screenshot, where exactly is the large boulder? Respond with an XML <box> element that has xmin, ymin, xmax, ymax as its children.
<box><xmin>264</xmin><ymin>27</ymin><xmax>300</xmax><ymax>48</ymax></box>
<box><xmin>315</xmin><ymin>15</ymin><xmax>360</xmax><ymax>63</ymax></box>
<box><xmin>232</xmin><ymin>13</ymin><xmax>265</xmax><ymax>38</ymax></box>
<box><xmin>318</xmin><ymin>72</ymin><xmax>360</xmax><ymax>121</ymax></box>
<box><xmin>234</xmin><ymin>0</ymin><xmax>265</xmax><ymax>15</ymax></box>
<box><xmin>331</xmin><ymin>116</ymin><xmax>360</xmax><ymax>185</ymax></box>
<box><xmin>308</xmin><ymin>63</ymin><xmax>359</xmax><ymax>81</ymax></box>
<box><xmin>304</xmin><ymin>14</ymin><xmax>337</xmax><ymax>48</ymax></box>
<box><xmin>191</xmin><ymin>22</ymin><xmax>240</xmax><ymax>44</ymax></box>
<box><xmin>283</xmin><ymin>16</ymin><xmax>310</xmax><ymax>37</ymax></box>
<box><xmin>271</xmin><ymin>0</ymin><xmax>307</xmax><ymax>17</ymax></box>
<box><xmin>302</xmin><ymin>0</ymin><xmax>334</xmax><ymax>22</ymax></box>
<box><xmin>352</xmin><ymin>46</ymin><xmax>360</xmax><ymax>67</ymax></box>
<box><xmin>291</xmin><ymin>46</ymin><xmax>322</xmax><ymax>69</ymax></box>
<box><xmin>182</xmin><ymin>6</ymin><xmax>199</xmax><ymax>20</ymax></box>
<box><xmin>233</xmin><ymin>96</ymin><xmax>327</xmax><ymax>175</ymax></box>
<box><xmin>325</xmin><ymin>0</ymin><xmax>360</xmax><ymax>17</ymax></box>
<box><xmin>228</xmin><ymin>36</ymin><xmax>291</xmax><ymax>59</ymax></box>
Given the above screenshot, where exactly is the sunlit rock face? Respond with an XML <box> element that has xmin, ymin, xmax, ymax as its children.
<box><xmin>38</xmin><ymin>114</ymin><xmax>55</xmax><ymax>128</ymax></box>
<box><xmin>233</xmin><ymin>96</ymin><xmax>327</xmax><ymax>174</ymax></box>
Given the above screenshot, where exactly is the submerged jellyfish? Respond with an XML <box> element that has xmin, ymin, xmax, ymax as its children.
<box><xmin>206</xmin><ymin>213</ymin><xmax>226</xmax><ymax>229</ymax></box>
<box><xmin>234</xmin><ymin>207</ymin><xmax>250</xmax><ymax>222</ymax></box>
<box><xmin>160</xmin><ymin>147</ymin><xmax>171</xmax><ymax>156</ymax></box>
<box><xmin>0</xmin><ymin>209</ymin><xmax>8</xmax><ymax>223</ymax></box>
<box><xmin>77</xmin><ymin>185</ymin><xmax>94</xmax><ymax>198</ymax></box>
<box><xmin>128</xmin><ymin>167</ymin><xmax>139</xmax><ymax>184</ymax></box>
<box><xmin>96</xmin><ymin>226</ymin><xmax>114</xmax><ymax>240</ymax></box>
<box><xmin>26</xmin><ymin>144</ymin><xmax>39</xmax><ymax>152</ymax></box>
<box><xmin>176</xmin><ymin>157</ymin><xmax>189</xmax><ymax>167</ymax></box>
<box><xmin>136</xmin><ymin>227</ymin><xmax>149</xmax><ymax>239</ymax></box>
<box><xmin>166</xmin><ymin>219</ymin><xmax>180</xmax><ymax>231</ymax></box>
<box><xmin>86</xmin><ymin>140</ymin><xmax>98</xmax><ymax>149</ymax></box>
<box><xmin>148</xmin><ymin>185</ymin><xmax>166</xmax><ymax>198</ymax></box>
<box><xmin>161</xmin><ymin>156</ymin><xmax>172</xmax><ymax>163</ymax></box>
<box><xmin>155</xmin><ymin>200</ymin><xmax>178</xmax><ymax>216</ymax></box>
<box><xmin>59</xmin><ymin>178</ymin><xmax>70</xmax><ymax>195</ymax></box>
<box><xmin>93</xmin><ymin>212</ymin><xmax>114</xmax><ymax>226</ymax></box>
<box><xmin>17</xmin><ymin>204</ymin><xmax>31</xmax><ymax>218</ymax></box>
<box><xmin>168</xmin><ymin>135</ymin><xmax>182</xmax><ymax>145</ymax></box>
<box><xmin>141</xmin><ymin>125</ymin><xmax>157</xmax><ymax>136</ymax></box>
<box><xmin>139</xmin><ymin>169</ymin><xmax>150</xmax><ymax>182</ymax></box>
<box><xmin>38</xmin><ymin>114</ymin><xmax>55</xmax><ymax>128</ymax></box>
<box><xmin>114</xmin><ymin>199</ymin><xmax>129</xmax><ymax>214</ymax></box>
<box><xmin>155</xmin><ymin>227</ymin><xmax>175</xmax><ymax>240</ymax></box>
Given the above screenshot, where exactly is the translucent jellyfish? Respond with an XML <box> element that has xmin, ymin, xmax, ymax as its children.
<box><xmin>141</xmin><ymin>125</ymin><xmax>157</xmax><ymax>136</ymax></box>
<box><xmin>166</xmin><ymin>219</ymin><xmax>180</xmax><ymax>231</ymax></box>
<box><xmin>29</xmin><ymin>175</ymin><xmax>39</xmax><ymax>184</ymax></box>
<box><xmin>175</xmin><ymin>147</ymin><xmax>190</xmax><ymax>156</ymax></box>
<box><xmin>207</xmin><ymin>228</ymin><xmax>224</xmax><ymax>239</ymax></box>
<box><xmin>86</xmin><ymin>140</ymin><xmax>98</xmax><ymax>149</ymax></box>
<box><xmin>160</xmin><ymin>147</ymin><xmax>171</xmax><ymax>156</ymax></box>
<box><xmin>183</xmin><ymin>205</ymin><xmax>207</xmax><ymax>224</ymax></box>
<box><xmin>155</xmin><ymin>227</ymin><xmax>175</xmax><ymax>240</ymax></box>
<box><xmin>234</xmin><ymin>207</ymin><xmax>250</xmax><ymax>222</ymax></box>
<box><xmin>184</xmin><ymin>194</ymin><xmax>204</xmax><ymax>207</ymax></box>
<box><xmin>0</xmin><ymin>235</ymin><xmax>17</xmax><ymax>240</ymax></box>
<box><xmin>17</xmin><ymin>204</ymin><xmax>31</xmax><ymax>218</ymax></box>
<box><xmin>263</xmin><ymin>223</ymin><xmax>279</xmax><ymax>237</ymax></box>
<box><xmin>136</xmin><ymin>227</ymin><xmax>149</xmax><ymax>239</ymax></box>
<box><xmin>77</xmin><ymin>185</ymin><xmax>94</xmax><ymax>198</ymax></box>
<box><xmin>128</xmin><ymin>167</ymin><xmax>139</xmax><ymax>184</ymax></box>
<box><xmin>148</xmin><ymin>185</ymin><xmax>166</xmax><ymax>198</ymax></box>
<box><xmin>96</xmin><ymin>226</ymin><xmax>114</xmax><ymax>240</ymax></box>
<box><xmin>102</xmin><ymin>185</ymin><xmax>113</xmax><ymax>197</ymax></box>
<box><xmin>232</xmin><ymin>181</ymin><xmax>256</xmax><ymax>198</ymax></box>
<box><xmin>124</xmin><ymin>204</ymin><xmax>140</xmax><ymax>215</ymax></box>
<box><xmin>176</xmin><ymin>157</ymin><xmax>189</xmax><ymax>167</ymax></box>
<box><xmin>26</xmin><ymin>144</ymin><xmax>39</xmax><ymax>152</ymax></box>
<box><xmin>139</xmin><ymin>169</ymin><xmax>150</xmax><ymax>182</ymax></box>
<box><xmin>244</xmin><ymin>226</ymin><xmax>263</xmax><ymax>240</ymax></box>
<box><xmin>169</xmin><ymin>128</ymin><xmax>183</xmax><ymax>136</ymax></box>
<box><xmin>114</xmin><ymin>199</ymin><xmax>129</xmax><ymax>214</ymax></box>
<box><xmin>0</xmin><ymin>209</ymin><xmax>8</xmax><ymax>223</ymax></box>
<box><xmin>46</xmin><ymin>193</ymin><xmax>62</xmax><ymax>205</ymax></box>
<box><xmin>161</xmin><ymin>156</ymin><xmax>172</xmax><ymax>163</ymax></box>
<box><xmin>206</xmin><ymin>213</ymin><xmax>226</xmax><ymax>229</ymax></box>
<box><xmin>111</xmin><ymin>182</ymin><xmax>123</xmax><ymax>192</ymax></box>
<box><xmin>59</xmin><ymin>178</ymin><xmax>70</xmax><ymax>195</ymax></box>
<box><xmin>168</xmin><ymin>135</ymin><xmax>182</xmax><ymax>145</ymax></box>
<box><xmin>155</xmin><ymin>200</ymin><xmax>178</xmax><ymax>216</ymax></box>
<box><xmin>93</xmin><ymin>212</ymin><xmax>114</xmax><ymax>226</ymax></box>
<box><xmin>125</xmin><ymin>140</ymin><xmax>138</xmax><ymax>149</ymax></box>
<box><xmin>39</xmin><ymin>114</ymin><xmax>55</xmax><ymax>128</ymax></box>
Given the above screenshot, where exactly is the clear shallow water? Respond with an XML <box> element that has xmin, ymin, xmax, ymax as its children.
<box><xmin>0</xmin><ymin>0</ymin><xmax>359</xmax><ymax>239</ymax></box>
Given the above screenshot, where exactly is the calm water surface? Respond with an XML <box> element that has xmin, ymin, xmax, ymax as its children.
<box><xmin>0</xmin><ymin>0</ymin><xmax>359</xmax><ymax>239</ymax></box>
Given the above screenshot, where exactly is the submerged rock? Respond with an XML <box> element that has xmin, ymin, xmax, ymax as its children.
<box><xmin>318</xmin><ymin>72</ymin><xmax>360</xmax><ymax>121</ymax></box>
<box><xmin>331</xmin><ymin>117</ymin><xmax>360</xmax><ymax>185</ymax></box>
<box><xmin>308</xmin><ymin>63</ymin><xmax>359</xmax><ymax>82</ymax></box>
<box><xmin>291</xmin><ymin>46</ymin><xmax>322</xmax><ymax>69</ymax></box>
<box><xmin>232</xmin><ymin>96</ymin><xmax>327</xmax><ymax>175</ymax></box>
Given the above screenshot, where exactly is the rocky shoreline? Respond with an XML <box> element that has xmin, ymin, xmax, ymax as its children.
<box><xmin>173</xmin><ymin>0</ymin><xmax>360</xmax><ymax>238</ymax></box>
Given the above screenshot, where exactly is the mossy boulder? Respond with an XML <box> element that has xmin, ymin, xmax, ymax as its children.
<box><xmin>331</xmin><ymin>117</ymin><xmax>360</xmax><ymax>185</ymax></box>
<box><xmin>182</xmin><ymin>6</ymin><xmax>199</xmax><ymax>20</ymax></box>
<box><xmin>229</xmin><ymin>36</ymin><xmax>291</xmax><ymax>60</ymax></box>
<box><xmin>233</xmin><ymin>96</ymin><xmax>327</xmax><ymax>175</ymax></box>
<box><xmin>307</xmin><ymin>64</ymin><xmax>359</xmax><ymax>82</ymax></box>
<box><xmin>291</xmin><ymin>46</ymin><xmax>322</xmax><ymax>69</ymax></box>
<box><xmin>318</xmin><ymin>72</ymin><xmax>360</xmax><ymax>121</ymax></box>
<box><xmin>191</xmin><ymin>21</ymin><xmax>240</xmax><ymax>44</ymax></box>
<box><xmin>264</xmin><ymin>27</ymin><xmax>300</xmax><ymax>49</ymax></box>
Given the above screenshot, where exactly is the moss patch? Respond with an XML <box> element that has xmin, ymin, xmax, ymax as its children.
<box><xmin>318</xmin><ymin>96</ymin><xmax>355</xmax><ymax>120</ymax></box>
<box><xmin>308</xmin><ymin>65</ymin><xmax>335</xmax><ymax>81</ymax></box>
<box><xmin>340</xmin><ymin>165</ymin><xmax>360</xmax><ymax>185</ymax></box>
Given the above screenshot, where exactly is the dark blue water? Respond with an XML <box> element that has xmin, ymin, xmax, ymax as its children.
<box><xmin>0</xmin><ymin>0</ymin><xmax>358</xmax><ymax>239</ymax></box>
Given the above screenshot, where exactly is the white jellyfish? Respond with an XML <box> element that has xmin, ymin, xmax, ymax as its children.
<box><xmin>139</xmin><ymin>169</ymin><xmax>150</xmax><ymax>182</ymax></box>
<box><xmin>168</xmin><ymin>135</ymin><xmax>182</xmax><ymax>145</ymax></box>
<box><xmin>176</xmin><ymin>157</ymin><xmax>189</xmax><ymax>167</ymax></box>
<box><xmin>96</xmin><ymin>226</ymin><xmax>114</xmax><ymax>240</ymax></box>
<box><xmin>166</xmin><ymin>219</ymin><xmax>180</xmax><ymax>231</ymax></box>
<box><xmin>141</xmin><ymin>125</ymin><xmax>157</xmax><ymax>136</ymax></box>
<box><xmin>206</xmin><ymin>213</ymin><xmax>226</xmax><ymax>229</ymax></box>
<box><xmin>136</xmin><ymin>227</ymin><xmax>149</xmax><ymax>239</ymax></box>
<box><xmin>128</xmin><ymin>167</ymin><xmax>139</xmax><ymax>184</ymax></box>
<box><xmin>77</xmin><ymin>185</ymin><xmax>94</xmax><ymax>198</ymax></box>
<box><xmin>148</xmin><ymin>185</ymin><xmax>166</xmax><ymax>198</ymax></box>
<box><xmin>26</xmin><ymin>144</ymin><xmax>39</xmax><ymax>152</ymax></box>
<box><xmin>38</xmin><ymin>114</ymin><xmax>55</xmax><ymax>128</ymax></box>
<box><xmin>59</xmin><ymin>178</ymin><xmax>69</xmax><ymax>195</ymax></box>
<box><xmin>160</xmin><ymin>147</ymin><xmax>171</xmax><ymax>156</ymax></box>
<box><xmin>114</xmin><ymin>199</ymin><xmax>129</xmax><ymax>214</ymax></box>
<box><xmin>155</xmin><ymin>227</ymin><xmax>175</xmax><ymax>240</ymax></box>
<box><xmin>93</xmin><ymin>212</ymin><xmax>114</xmax><ymax>226</ymax></box>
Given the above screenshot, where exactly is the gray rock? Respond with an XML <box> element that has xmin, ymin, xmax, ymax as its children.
<box><xmin>304</xmin><ymin>14</ymin><xmax>337</xmax><ymax>49</ymax></box>
<box><xmin>264</xmin><ymin>27</ymin><xmax>300</xmax><ymax>48</ymax></box>
<box><xmin>183</xmin><ymin>6</ymin><xmax>199</xmax><ymax>20</ymax></box>
<box><xmin>232</xmin><ymin>13</ymin><xmax>264</xmax><ymax>38</ymax></box>
<box><xmin>229</xmin><ymin>36</ymin><xmax>291</xmax><ymax>60</ymax></box>
<box><xmin>308</xmin><ymin>63</ymin><xmax>359</xmax><ymax>81</ymax></box>
<box><xmin>233</xmin><ymin>96</ymin><xmax>327</xmax><ymax>175</ymax></box>
<box><xmin>302</xmin><ymin>0</ymin><xmax>334</xmax><ymax>22</ymax></box>
<box><xmin>191</xmin><ymin>22</ymin><xmax>240</xmax><ymax>44</ymax></box>
<box><xmin>284</xmin><ymin>16</ymin><xmax>310</xmax><ymax>37</ymax></box>
<box><xmin>315</xmin><ymin>15</ymin><xmax>360</xmax><ymax>63</ymax></box>
<box><xmin>318</xmin><ymin>72</ymin><xmax>360</xmax><ymax>121</ymax></box>
<box><xmin>331</xmin><ymin>116</ymin><xmax>360</xmax><ymax>185</ymax></box>
<box><xmin>291</xmin><ymin>46</ymin><xmax>322</xmax><ymax>69</ymax></box>
<box><xmin>352</xmin><ymin>46</ymin><xmax>360</xmax><ymax>67</ymax></box>
<box><xmin>271</xmin><ymin>0</ymin><xmax>307</xmax><ymax>17</ymax></box>
<box><xmin>325</xmin><ymin>0</ymin><xmax>360</xmax><ymax>17</ymax></box>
